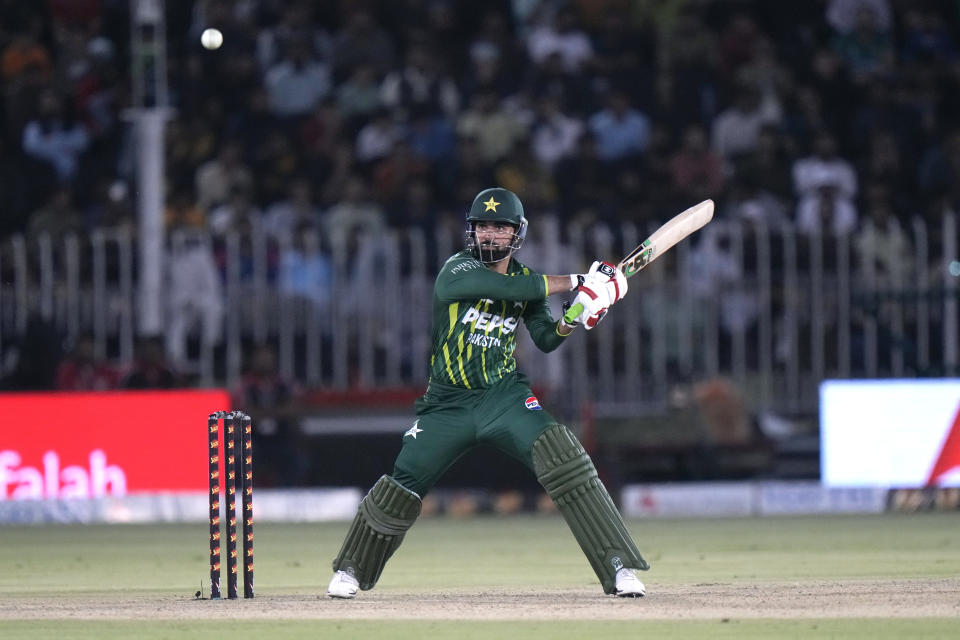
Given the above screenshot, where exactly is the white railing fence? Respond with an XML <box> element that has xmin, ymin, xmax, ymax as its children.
<box><xmin>1</xmin><ymin>211</ymin><xmax>957</xmax><ymax>417</ymax></box>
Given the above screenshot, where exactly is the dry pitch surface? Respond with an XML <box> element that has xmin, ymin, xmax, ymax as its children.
<box><xmin>3</xmin><ymin>579</ymin><xmax>959</xmax><ymax>621</ymax></box>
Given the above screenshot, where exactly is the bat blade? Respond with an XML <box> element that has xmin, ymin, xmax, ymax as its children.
<box><xmin>562</xmin><ymin>199</ymin><xmax>714</xmax><ymax>324</ymax></box>
<box><xmin>620</xmin><ymin>199</ymin><xmax>714</xmax><ymax>277</ymax></box>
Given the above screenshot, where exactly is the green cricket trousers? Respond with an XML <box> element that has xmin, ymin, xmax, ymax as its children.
<box><xmin>392</xmin><ymin>372</ymin><xmax>557</xmax><ymax>496</ymax></box>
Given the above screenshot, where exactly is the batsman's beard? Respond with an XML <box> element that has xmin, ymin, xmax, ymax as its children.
<box><xmin>476</xmin><ymin>242</ymin><xmax>512</xmax><ymax>264</ymax></box>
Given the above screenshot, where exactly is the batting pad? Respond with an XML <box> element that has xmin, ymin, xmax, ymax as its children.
<box><xmin>533</xmin><ymin>424</ymin><xmax>649</xmax><ymax>594</ymax></box>
<box><xmin>332</xmin><ymin>474</ymin><xmax>421</xmax><ymax>590</ymax></box>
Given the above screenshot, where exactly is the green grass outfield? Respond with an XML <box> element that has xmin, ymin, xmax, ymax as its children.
<box><xmin>1</xmin><ymin>512</ymin><xmax>958</xmax><ymax>639</ymax></box>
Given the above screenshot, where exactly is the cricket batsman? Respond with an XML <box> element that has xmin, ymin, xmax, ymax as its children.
<box><xmin>327</xmin><ymin>187</ymin><xmax>649</xmax><ymax>598</ymax></box>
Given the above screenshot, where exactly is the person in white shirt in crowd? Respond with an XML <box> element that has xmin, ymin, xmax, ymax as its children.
<box><xmin>264</xmin><ymin>36</ymin><xmax>331</xmax><ymax>118</ymax></box>
<box><xmin>711</xmin><ymin>83</ymin><xmax>780</xmax><ymax>160</ymax></box>
<box><xmin>525</xmin><ymin>5</ymin><xmax>595</xmax><ymax>73</ymax></box>
<box><xmin>354</xmin><ymin>108</ymin><xmax>401</xmax><ymax>164</ymax></box>
<box><xmin>531</xmin><ymin>95</ymin><xmax>584</xmax><ymax>169</ymax></box>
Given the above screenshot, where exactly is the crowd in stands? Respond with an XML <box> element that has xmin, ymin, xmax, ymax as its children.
<box><xmin>2</xmin><ymin>0</ymin><xmax>960</xmax><ymax>392</ymax></box>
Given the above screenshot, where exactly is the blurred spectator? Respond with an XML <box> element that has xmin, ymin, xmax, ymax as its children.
<box><xmin>195</xmin><ymin>141</ymin><xmax>253</xmax><ymax>211</ymax></box>
<box><xmin>590</xmin><ymin>7</ymin><xmax>655</xmax><ymax>103</ymax></box>
<box><xmin>86</xmin><ymin>178</ymin><xmax>135</xmax><ymax>232</ymax></box>
<box><xmin>830</xmin><ymin>4</ymin><xmax>894</xmax><ymax>82</ymax></box>
<box><xmin>710</xmin><ymin>83</ymin><xmax>777</xmax><ymax>160</ymax></box>
<box><xmin>793</xmin><ymin>130</ymin><xmax>858</xmax><ymax>201</ymax></box>
<box><xmin>335</xmin><ymin>63</ymin><xmax>383</xmax><ymax>125</ymax></box>
<box><xmin>0</xmin><ymin>315</ymin><xmax>62</xmax><ymax>391</ymax></box>
<box><xmin>718</xmin><ymin>12</ymin><xmax>762</xmax><ymax>79</ymax></box>
<box><xmin>853</xmin><ymin>185</ymin><xmax>911</xmax><ymax>287</ymax></box>
<box><xmin>263</xmin><ymin>36</ymin><xmax>331</xmax><ymax>119</ymax></box>
<box><xmin>165</xmin><ymin>186</ymin><xmax>206</xmax><ymax>230</ymax></box>
<box><xmin>55</xmin><ymin>333</ymin><xmax>118</xmax><ymax>391</ymax></box>
<box><xmin>404</xmin><ymin>105</ymin><xmax>456</xmax><ymax>167</ymax></box>
<box><xmin>826</xmin><ymin>0</ymin><xmax>891</xmax><ymax>35</ymax></box>
<box><xmin>668</xmin><ymin>124</ymin><xmax>725</xmax><ymax>204</ymax></box>
<box><xmin>379</xmin><ymin>44</ymin><xmax>459</xmax><ymax>120</ymax></box>
<box><xmin>250</xmin><ymin>130</ymin><xmax>301</xmax><ymax>205</ymax></box>
<box><xmin>525</xmin><ymin>5</ymin><xmax>594</xmax><ymax>73</ymax></box>
<box><xmin>457</xmin><ymin>88</ymin><xmax>527</xmax><ymax>165</ymax></box>
<box><xmin>918</xmin><ymin>129</ymin><xmax>960</xmax><ymax>205</ymax></box>
<box><xmin>726</xmin><ymin>175</ymin><xmax>791</xmax><ymax>229</ymax></box>
<box><xmin>900</xmin><ymin>7</ymin><xmax>957</xmax><ymax>68</ymax></box>
<box><xmin>467</xmin><ymin>10</ymin><xmax>526</xmax><ymax>96</ymax></box>
<box><xmin>587</xmin><ymin>91</ymin><xmax>651</xmax><ymax>165</ymax></box>
<box><xmin>494</xmin><ymin>139</ymin><xmax>558</xmax><ymax>210</ymax></box>
<box><xmin>21</xmin><ymin>89</ymin><xmax>90</xmax><ymax>183</ymax></box>
<box><xmin>794</xmin><ymin>131</ymin><xmax>859</xmax><ymax>236</ymax></box>
<box><xmin>803</xmin><ymin>48</ymin><xmax>855</xmax><ymax>136</ymax></box>
<box><xmin>531</xmin><ymin>96</ymin><xmax>583</xmax><ymax>169</ymax></box>
<box><xmin>26</xmin><ymin>186</ymin><xmax>85</xmax><ymax>243</ymax></box>
<box><xmin>164</xmin><ymin>229</ymin><xmax>223</xmax><ymax>371</ymax></box>
<box><xmin>688</xmin><ymin>227</ymin><xmax>760</xmax><ymax>341</ymax></box>
<box><xmin>856</xmin><ymin>130</ymin><xmax>914</xmax><ymax>216</ymax></box>
<box><xmin>322</xmin><ymin>174</ymin><xmax>386</xmax><ymax>250</ymax></box>
<box><xmin>277</xmin><ymin>220</ymin><xmax>332</xmax><ymax>310</ymax></box>
<box><xmin>300</xmin><ymin>97</ymin><xmax>345</xmax><ymax>159</ymax></box>
<box><xmin>354</xmin><ymin>108</ymin><xmax>401</xmax><ymax>165</ymax></box>
<box><xmin>120</xmin><ymin>335</ymin><xmax>177</xmax><ymax>389</ymax></box>
<box><xmin>208</xmin><ymin>186</ymin><xmax>262</xmax><ymax>237</ymax></box>
<box><xmin>231</xmin><ymin>341</ymin><xmax>306</xmax><ymax>487</ymax></box>
<box><xmin>262</xmin><ymin>177</ymin><xmax>321</xmax><ymax>244</ymax></box>
<box><xmin>1</xmin><ymin>33</ymin><xmax>51</xmax><ymax>82</ymax></box>
<box><xmin>734</xmin><ymin>125</ymin><xmax>793</xmax><ymax>201</ymax></box>
<box><xmin>330</xmin><ymin>9</ymin><xmax>395</xmax><ymax>82</ymax></box>
<box><xmin>372</xmin><ymin>141</ymin><xmax>431</xmax><ymax>208</ymax></box>
<box><xmin>796</xmin><ymin>181</ymin><xmax>858</xmax><ymax>237</ymax></box>
<box><xmin>554</xmin><ymin>133</ymin><xmax>612</xmax><ymax>220</ymax></box>
<box><xmin>255</xmin><ymin>1</ymin><xmax>332</xmax><ymax>72</ymax></box>
<box><xmin>657</xmin><ymin>11</ymin><xmax>720</xmax><ymax>135</ymax></box>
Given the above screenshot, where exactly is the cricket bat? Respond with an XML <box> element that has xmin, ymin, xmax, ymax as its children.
<box><xmin>563</xmin><ymin>199</ymin><xmax>715</xmax><ymax>324</ymax></box>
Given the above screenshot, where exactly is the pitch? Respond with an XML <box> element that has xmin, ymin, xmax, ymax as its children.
<box><xmin>1</xmin><ymin>512</ymin><xmax>958</xmax><ymax>639</ymax></box>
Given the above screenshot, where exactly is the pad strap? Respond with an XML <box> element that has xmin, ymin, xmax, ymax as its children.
<box><xmin>533</xmin><ymin>424</ymin><xmax>649</xmax><ymax>594</ymax></box>
<box><xmin>332</xmin><ymin>475</ymin><xmax>421</xmax><ymax>590</ymax></box>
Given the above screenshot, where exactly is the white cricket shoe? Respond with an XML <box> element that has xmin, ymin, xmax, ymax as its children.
<box><xmin>614</xmin><ymin>568</ymin><xmax>646</xmax><ymax>598</ymax></box>
<box><xmin>327</xmin><ymin>569</ymin><xmax>359</xmax><ymax>599</ymax></box>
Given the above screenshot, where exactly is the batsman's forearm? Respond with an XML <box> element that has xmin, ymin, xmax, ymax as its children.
<box><xmin>544</xmin><ymin>275</ymin><xmax>577</xmax><ymax>296</ymax></box>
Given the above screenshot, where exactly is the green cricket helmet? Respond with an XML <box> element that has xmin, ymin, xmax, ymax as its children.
<box><xmin>465</xmin><ymin>187</ymin><xmax>528</xmax><ymax>263</ymax></box>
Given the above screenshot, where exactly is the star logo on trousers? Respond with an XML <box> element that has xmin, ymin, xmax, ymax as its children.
<box><xmin>404</xmin><ymin>421</ymin><xmax>423</xmax><ymax>438</ymax></box>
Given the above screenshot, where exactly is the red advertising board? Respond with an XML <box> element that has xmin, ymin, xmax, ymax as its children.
<box><xmin>0</xmin><ymin>389</ymin><xmax>231</xmax><ymax>499</ymax></box>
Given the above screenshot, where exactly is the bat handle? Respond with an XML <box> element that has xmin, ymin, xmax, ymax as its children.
<box><xmin>563</xmin><ymin>302</ymin><xmax>584</xmax><ymax>324</ymax></box>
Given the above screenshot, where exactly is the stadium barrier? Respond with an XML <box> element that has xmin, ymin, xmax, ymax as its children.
<box><xmin>2</xmin><ymin>212</ymin><xmax>959</xmax><ymax>416</ymax></box>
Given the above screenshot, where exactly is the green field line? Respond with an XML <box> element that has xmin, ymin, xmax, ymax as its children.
<box><xmin>2</xmin><ymin>619</ymin><xmax>959</xmax><ymax>640</ymax></box>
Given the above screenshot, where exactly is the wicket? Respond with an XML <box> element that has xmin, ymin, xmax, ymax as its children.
<box><xmin>208</xmin><ymin>410</ymin><xmax>254</xmax><ymax>599</ymax></box>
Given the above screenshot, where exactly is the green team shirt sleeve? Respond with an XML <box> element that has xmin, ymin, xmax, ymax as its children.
<box><xmin>435</xmin><ymin>254</ymin><xmax>547</xmax><ymax>301</ymax></box>
<box><xmin>427</xmin><ymin>251</ymin><xmax>568</xmax><ymax>389</ymax></box>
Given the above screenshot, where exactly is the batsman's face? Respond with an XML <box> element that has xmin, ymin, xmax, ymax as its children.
<box><xmin>473</xmin><ymin>221</ymin><xmax>516</xmax><ymax>250</ymax></box>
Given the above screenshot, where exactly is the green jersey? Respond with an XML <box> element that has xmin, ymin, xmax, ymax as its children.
<box><xmin>427</xmin><ymin>250</ymin><xmax>568</xmax><ymax>389</ymax></box>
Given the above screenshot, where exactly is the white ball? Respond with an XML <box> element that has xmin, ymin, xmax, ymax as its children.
<box><xmin>201</xmin><ymin>28</ymin><xmax>223</xmax><ymax>50</ymax></box>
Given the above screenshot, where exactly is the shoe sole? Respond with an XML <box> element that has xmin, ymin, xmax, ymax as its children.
<box><xmin>616</xmin><ymin>591</ymin><xmax>645</xmax><ymax>598</ymax></box>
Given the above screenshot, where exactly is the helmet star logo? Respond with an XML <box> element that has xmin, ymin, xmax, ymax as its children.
<box><xmin>483</xmin><ymin>197</ymin><xmax>500</xmax><ymax>212</ymax></box>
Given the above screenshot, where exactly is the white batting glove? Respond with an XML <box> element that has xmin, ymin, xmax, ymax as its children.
<box><xmin>584</xmin><ymin>260</ymin><xmax>627</xmax><ymax>305</ymax></box>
